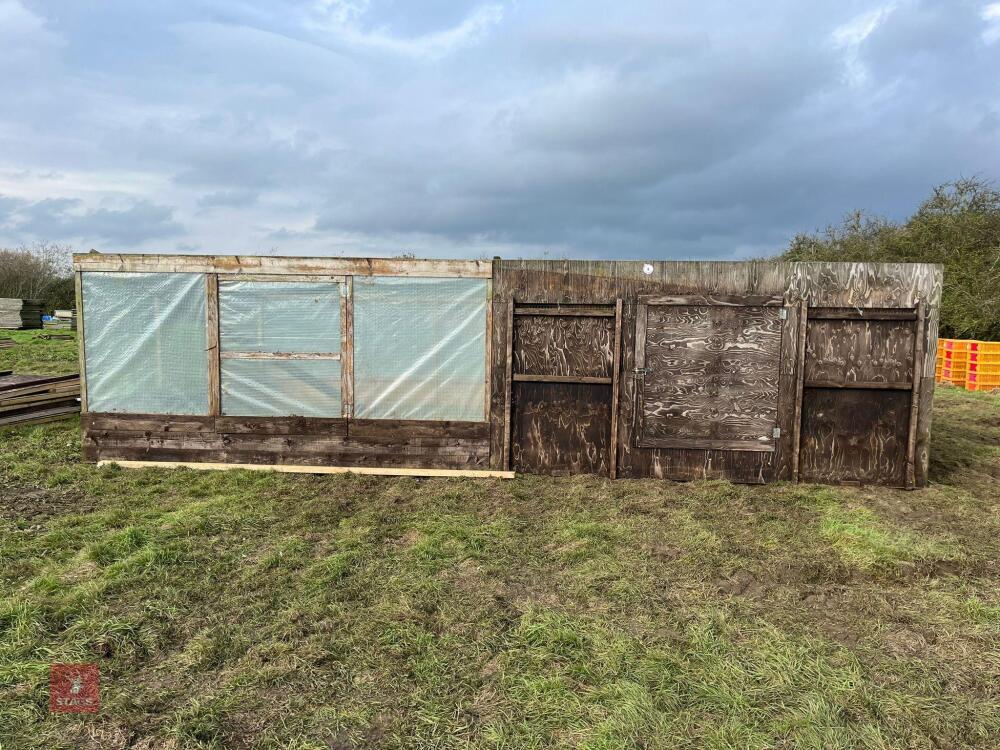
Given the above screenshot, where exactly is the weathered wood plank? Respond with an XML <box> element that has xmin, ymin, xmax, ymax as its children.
<box><xmin>512</xmin><ymin>374</ymin><xmax>612</xmax><ymax>385</ymax></box>
<box><xmin>83</xmin><ymin>413</ymin><xmax>217</xmax><ymax>433</ymax></box>
<box><xmin>502</xmin><ymin>299</ymin><xmax>514</xmax><ymax>471</ymax></box>
<box><xmin>803</xmin><ymin>380</ymin><xmax>911</xmax><ymax>390</ymax></box>
<box><xmin>206</xmin><ymin>274</ymin><xmax>221</xmax><ymax>416</ymax></box>
<box><xmin>341</xmin><ymin>276</ymin><xmax>354</xmax><ymax>419</ymax></box>
<box><xmin>73</xmin><ymin>254</ymin><xmax>491</xmax><ymax>278</ymax></box>
<box><xmin>807</xmin><ymin>307</ymin><xmax>917</xmax><ymax>320</ymax></box>
<box><xmin>74</xmin><ymin>271</ymin><xmax>88</xmax><ymax>414</ymax></box>
<box><xmin>791</xmin><ymin>300</ymin><xmax>808</xmax><ymax>482</ymax></box>
<box><xmin>347</xmin><ymin>418</ymin><xmax>489</xmax><ymax>441</ymax></box>
<box><xmin>639</xmin><ymin>294</ymin><xmax>784</xmax><ymax>307</ymax></box>
<box><xmin>905</xmin><ymin>302</ymin><xmax>925</xmax><ymax>488</ymax></box>
<box><xmin>219</xmin><ymin>351</ymin><xmax>341</xmax><ymax>360</ymax></box>
<box><xmin>609</xmin><ymin>299</ymin><xmax>623</xmax><ymax>479</ymax></box>
<box><xmin>514</xmin><ymin>306</ymin><xmax>615</xmax><ymax>317</ymax></box>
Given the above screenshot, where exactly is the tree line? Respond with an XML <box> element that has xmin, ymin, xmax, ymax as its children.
<box><xmin>2</xmin><ymin>178</ymin><xmax>998</xmax><ymax>337</ymax></box>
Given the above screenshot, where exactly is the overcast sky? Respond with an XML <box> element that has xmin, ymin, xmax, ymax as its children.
<box><xmin>1</xmin><ymin>1</ymin><xmax>998</xmax><ymax>259</ymax></box>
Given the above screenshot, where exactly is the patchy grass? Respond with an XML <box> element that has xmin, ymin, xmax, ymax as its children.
<box><xmin>0</xmin><ymin>343</ymin><xmax>998</xmax><ymax>748</ymax></box>
<box><xmin>0</xmin><ymin>329</ymin><xmax>79</xmax><ymax>376</ymax></box>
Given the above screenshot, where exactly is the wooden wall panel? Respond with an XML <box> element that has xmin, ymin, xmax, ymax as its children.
<box><xmin>798</xmin><ymin>389</ymin><xmax>910</xmax><ymax>487</ymax></box>
<box><xmin>513</xmin><ymin>315</ymin><xmax>613</xmax><ymax>378</ymax></box>
<box><xmin>638</xmin><ymin>304</ymin><xmax>782</xmax><ymax>450</ymax></box>
<box><xmin>804</xmin><ymin>319</ymin><xmax>914</xmax><ymax>386</ymax></box>
<box><xmin>510</xmin><ymin>382</ymin><xmax>611</xmax><ymax>476</ymax></box>
<box><xmin>82</xmin><ymin>413</ymin><xmax>489</xmax><ymax>470</ymax></box>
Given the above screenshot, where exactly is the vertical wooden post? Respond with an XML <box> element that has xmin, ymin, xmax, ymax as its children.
<box><xmin>205</xmin><ymin>274</ymin><xmax>221</xmax><ymax>417</ymax></box>
<box><xmin>905</xmin><ymin>301</ymin><xmax>925</xmax><ymax>489</ymax></box>
<box><xmin>74</xmin><ymin>271</ymin><xmax>88</xmax><ymax>414</ymax></box>
<box><xmin>791</xmin><ymin>298</ymin><xmax>809</xmax><ymax>482</ymax></box>
<box><xmin>632</xmin><ymin>301</ymin><xmax>649</xmax><ymax>446</ymax></box>
<box><xmin>340</xmin><ymin>277</ymin><xmax>354</xmax><ymax>419</ymax></box>
<box><xmin>609</xmin><ymin>298</ymin><xmax>623</xmax><ymax>479</ymax></box>
<box><xmin>502</xmin><ymin>299</ymin><xmax>514</xmax><ymax>471</ymax></box>
<box><xmin>484</xmin><ymin>280</ymin><xmax>493</xmax><ymax>422</ymax></box>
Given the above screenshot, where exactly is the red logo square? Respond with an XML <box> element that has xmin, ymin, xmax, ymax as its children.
<box><xmin>50</xmin><ymin>664</ymin><xmax>100</xmax><ymax>713</ymax></box>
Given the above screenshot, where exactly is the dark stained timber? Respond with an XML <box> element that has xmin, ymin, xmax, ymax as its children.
<box><xmin>510</xmin><ymin>382</ymin><xmax>612</xmax><ymax>476</ymax></box>
<box><xmin>637</xmin><ymin>303</ymin><xmax>782</xmax><ymax>450</ymax></box>
<box><xmin>513</xmin><ymin>314</ymin><xmax>614</xmax><ymax>378</ymax></box>
<box><xmin>804</xmin><ymin>318</ymin><xmax>915</xmax><ymax>385</ymax></box>
<box><xmin>798</xmin><ymin>388</ymin><xmax>910</xmax><ymax>487</ymax></box>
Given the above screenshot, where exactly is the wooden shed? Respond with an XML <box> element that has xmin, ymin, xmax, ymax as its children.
<box><xmin>73</xmin><ymin>254</ymin><xmax>941</xmax><ymax>488</ymax></box>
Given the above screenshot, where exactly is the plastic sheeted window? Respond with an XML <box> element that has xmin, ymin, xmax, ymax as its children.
<box><xmin>82</xmin><ymin>272</ymin><xmax>208</xmax><ymax>415</ymax></box>
<box><xmin>219</xmin><ymin>281</ymin><xmax>342</xmax><ymax>417</ymax></box>
<box><xmin>354</xmin><ymin>276</ymin><xmax>487</xmax><ymax>421</ymax></box>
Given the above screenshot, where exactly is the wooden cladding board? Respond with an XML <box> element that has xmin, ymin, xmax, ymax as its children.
<box><xmin>637</xmin><ymin>303</ymin><xmax>782</xmax><ymax>451</ymax></box>
<box><xmin>82</xmin><ymin>414</ymin><xmax>489</xmax><ymax>470</ymax></box>
<box><xmin>798</xmin><ymin>389</ymin><xmax>910</xmax><ymax>487</ymax></box>
<box><xmin>804</xmin><ymin>318</ymin><xmax>914</xmax><ymax>386</ymax></box>
<box><xmin>510</xmin><ymin>382</ymin><xmax>611</xmax><ymax>476</ymax></box>
<box><xmin>513</xmin><ymin>314</ymin><xmax>613</xmax><ymax>378</ymax></box>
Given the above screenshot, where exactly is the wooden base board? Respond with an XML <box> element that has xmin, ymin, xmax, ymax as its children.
<box><xmin>96</xmin><ymin>459</ymin><xmax>515</xmax><ymax>479</ymax></box>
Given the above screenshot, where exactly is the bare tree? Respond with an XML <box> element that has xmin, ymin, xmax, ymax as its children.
<box><xmin>0</xmin><ymin>242</ymin><xmax>75</xmax><ymax>309</ymax></box>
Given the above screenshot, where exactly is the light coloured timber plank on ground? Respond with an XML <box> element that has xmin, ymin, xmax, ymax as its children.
<box><xmin>97</xmin><ymin>459</ymin><xmax>514</xmax><ymax>478</ymax></box>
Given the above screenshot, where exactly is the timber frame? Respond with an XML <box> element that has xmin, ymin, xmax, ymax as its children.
<box><xmin>74</xmin><ymin>254</ymin><xmax>942</xmax><ymax>487</ymax></box>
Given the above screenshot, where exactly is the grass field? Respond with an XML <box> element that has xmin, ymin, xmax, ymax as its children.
<box><xmin>1</xmin><ymin>330</ymin><xmax>998</xmax><ymax>749</ymax></box>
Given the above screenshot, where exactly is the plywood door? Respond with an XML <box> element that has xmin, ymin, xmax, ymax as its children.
<box><xmin>509</xmin><ymin>306</ymin><xmax>622</xmax><ymax>476</ymax></box>
<box><xmin>635</xmin><ymin>295</ymin><xmax>784</xmax><ymax>452</ymax></box>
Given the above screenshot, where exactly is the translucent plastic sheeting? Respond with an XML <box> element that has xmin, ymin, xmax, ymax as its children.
<box><xmin>354</xmin><ymin>276</ymin><xmax>487</xmax><ymax>421</ymax></box>
<box><xmin>221</xmin><ymin>359</ymin><xmax>342</xmax><ymax>417</ymax></box>
<box><xmin>219</xmin><ymin>281</ymin><xmax>341</xmax><ymax>353</ymax></box>
<box><xmin>82</xmin><ymin>273</ymin><xmax>208</xmax><ymax>414</ymax></box>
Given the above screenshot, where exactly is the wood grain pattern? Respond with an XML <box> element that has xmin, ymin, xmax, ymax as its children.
<box><xmin>513</xmin><ymin>314</ymin><xmax>613</xmax><ymax>378</ymax></box>
<box><xmin>502</xmin><ymin>299</ymin><xmax>514</xmax><ymax>471</ymax></box>
<box><xmin>798</xmin><ymin>388</ymin><xmax>910</xmax><ymax>487</ymax></box>
<box><xmin>609</xmin><ymin>299</ymin><xmax>623</xmax><ymax>479</ymax></box>
<box><xmin>637</xmin><ymin>303</ymin><xmax>782</xmax><ymax>450</ymax></box>
<box><xmin>804</xmin><ymin>319</ymin><xmax>914</xmax><ymax>385</ymax></box>
<box><xmin>905</xmin><ymin>302</ymin><xmax>925</xmax><ymax>488</ymax></box>
<box><xmin>791</xmin><ymin>300</ymin><xmax>808</xmax><ymax>481</ymax></box>
<box><xmin>511</xmin><ymin>382</ymin><xmax>611</xmax><ymax>476</ymax></box>
<box><xmin>98</xmin><ymin>459</ymin><xmax>513</xmax><ymax>479</ymax></box>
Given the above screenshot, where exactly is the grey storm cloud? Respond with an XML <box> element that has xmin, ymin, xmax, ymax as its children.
<box><xmin>0</xmin><ymin>0</ymin><xmax>998</xmax><ymax>257</ymax></box>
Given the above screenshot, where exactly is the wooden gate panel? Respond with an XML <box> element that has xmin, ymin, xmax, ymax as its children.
<box><xmin>511</xmin><ymin>382</ymin><xmax>611</xmax><ymax>476</ymax></box>
<box><xmin>804</xmin><ymin>319</ymin><xmax>914</xmax><ymax>386</ymax></box>
<box><xmin>637</xmin><ymin>302</ymin><xmax>783</xmax><ymax>451</ymax></box>
<box><xmin>799</xmin><ymin>388</ymin><xmax>909</xmax><ymax>486</ymax></box>
<box><xmin>513</xmin><ymin>315</ymin><xmax>613</xmax><ymax>378</ymax></box>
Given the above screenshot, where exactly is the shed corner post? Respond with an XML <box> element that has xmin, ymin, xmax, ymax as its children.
<box><xmin>75</xmin><ymin>270</ymin><xmax>88</xmax><ymax>414</ymax></box>
<box><xmin>205</xmin><ymin>273</ymin><xmax>221</xmax><ymax>417</ymax></box>
<box><xmin>791</xmin><ymin>297</ymin><xmax>809</xmax><ymax>482</ymax></box>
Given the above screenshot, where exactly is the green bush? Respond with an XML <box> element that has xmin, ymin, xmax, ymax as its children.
<box><xmin>779</xmin><ymin>178</ymin><xmax>1000</xmax><ymax>341</ymax></box>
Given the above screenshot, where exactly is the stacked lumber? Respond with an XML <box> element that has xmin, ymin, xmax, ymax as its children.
<box><xmin>0</xmin><ymin>373</ymin><xmax>81</xmax><ymax>427</ymax></box>
<box><xmin>0</xmin><ymin>298</ymin><xmax>44</xmax><ymax>329</ymax></box>
<box><xmin>0</xmin><ymin>338</ymin><xmax>13</xmax><ymax>349</ymax></box>
<box><xmin>43</xmin><ymin>309</ymin><xmax>77</xmax><ymax>330</ymax></box>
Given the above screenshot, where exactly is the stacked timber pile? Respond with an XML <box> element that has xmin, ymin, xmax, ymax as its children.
<box><xmin>43</xmin><ymin>310</ymin><xmax>77</xmax><ymax>330</ymax></box>
<box><xmin>0</xmin><ymin>338</ymin><xmax>13</xmax><ymax>349</ymax></box>
<box><xmin>0</xmin><ymin>298</ymin><xmax>44</xmax><ymax>329</ymax></box>
<box><xmin>0</xmin><ymin>373</ymin><xmax>81</xmax><ymax>427</ymax></box>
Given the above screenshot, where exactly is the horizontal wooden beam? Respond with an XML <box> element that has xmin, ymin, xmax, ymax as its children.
<box><xmin>638</xmin><ymin>294</ymin><xmax>785</xmax><ymax>307</ymax></box>
<box><xmin>638</xmin><ymin>438</ymin><xmax>776</xmax><ymax>452</ymax></box>
<box><xmin>220</xmin><ymin>351</ymin><xmax>341</xmax><ymax>361</ymax></box>
<box><xmin>803</xmin><ymin>380</ymin><xmax>912</xmax><ymax>390</ymax></box>
<box><xmin>97</xmin><ymin>459</ymin><xmax>514</xmax><ymax>479</ymax></box>
<box><xmin>807</xmin><ymin>307</ymin><xmax>917</xmax><ymax>321</ymax></box>
<box><xmin>512</xmin><ymin>374</ymin><xmax>613</xmax><ymax>385</ymax></box>
<box><xmin>73</xmin><ymin>254</ymin><xmax>491</xmax><ymax>278</ymax></box>
<box><xmin>514</xmin><ymin>306</ymin><xmax>615</xmax><ymax>317</ymax></box>
<box><xmin>218</xmin><ymin>274</ymin><xmax>346</xmax><ymax>284</ymax></box>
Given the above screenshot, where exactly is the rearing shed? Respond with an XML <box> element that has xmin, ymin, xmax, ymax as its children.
<box><xmin>73</xmin><ymin>254</ymin><xmax>941</xmax><ymax>488</ymax></box>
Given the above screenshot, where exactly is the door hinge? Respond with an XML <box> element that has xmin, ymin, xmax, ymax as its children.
<box><xmin>633</xmin><ymin>368</ymin><xmax>649</xmax><ymax>378</ymax></box>
<box><xmin>772</xmin><ymin>427</ymin><xmax>781</xmax><ymax>438</ymax></box>
<box><xmin>779</xmin><ymin>308</ymin><xmax>788</xmax><ymax>320</ymax></box>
